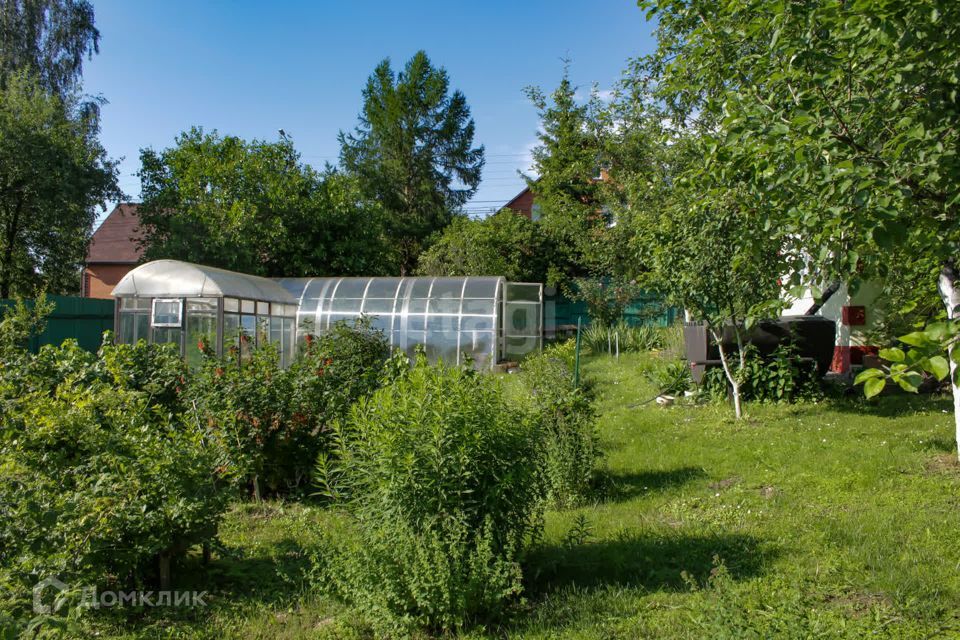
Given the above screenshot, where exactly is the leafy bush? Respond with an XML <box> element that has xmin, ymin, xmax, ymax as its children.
<box><xmin>646</xmin><ymin>357</ymin><xmax>693</xmax><ymax>396</ymax></box>
<box><xmin>189</xmin><ymin>319</ymin><xmax>389</xmax><ymax>497</ymax></box>
<box><xmin>581</xmin><ymin>320</ymin><xmax>662</xmax><ymax>355</ymax></box>
<box><xmin>566</xmin><ymin>277</ymin><xmax>645</xmax><ymax>326</ymax></box>
<box><xmin>701</xmin><ymin>343</ymin><xmax>821</xmax><ymax>403</ymax></box>
<box><xmin>516</xmin><ymin>348</ymin><xmax>600</xmax><ymax>508</ymax></box>
<box><xmin>0</xmin><ymin>338</ymin><xmax>235</xmax><ymax>629</ymax></box>
<box><xmin>315</xmin><ymin>356</ymin><xmax>544</xmax><ymax>634</ymax></box>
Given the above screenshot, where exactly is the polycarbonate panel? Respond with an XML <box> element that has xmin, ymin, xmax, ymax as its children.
<box><xmin>427</xmin><ymin>315</ymin><xmax>458</xmax><ymax>332</ymax></box>
<box><xmin>430</xmin><ymin>278</ymin><xmax>464</xmax><ymax>299</ymax></box>
<box><xmin>329</xmin><ymin>297</ymin><xmax>363</xmax><ymax>313</ymax></box>
<box><xmin>463</xmin><ymin>277</ymin><xmax>501</xmax><ymax>299</ymax></box>
<box><xmin>334</xmin><ymin>278</ymin><xmax>370</xmax><ymax>299</ymax></box>
<box><xmin>428</xmin><ymin>298</ymin><xmax>460</xmax><ymax>315</ymax></box>
<box><xmin>362</xmin><ymin>298</ymin><xmax>395</xmax><ymax>314</ymax></box>
<box><xmin>287</xmin><ymin>275</ymin><xmax>514</xmax><ymax>369</ymax></box>
<box><xmin>462</xmin><ymin>299</ymin><xmax>495</xmax><ymax>316</ymax></box>
<box><xmin>369</xmin><ymin>315</ymin><xmax>392</xmax><ymax>334</ymax></box>
<box><xmin>462</xmin><ymin>315</ymin><xmax>494</xmax><ymax>332</ymax></box>
<box><xmin>366</xmin><ymin>279</ymin><xmax>403</xmax><ymax>298</ymax></box>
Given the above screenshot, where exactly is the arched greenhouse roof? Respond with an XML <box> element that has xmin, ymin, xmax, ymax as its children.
<box><xmin>112</xmin><ymin>260</ymin><xmax>297</xmax><ymax>304</ymax></box>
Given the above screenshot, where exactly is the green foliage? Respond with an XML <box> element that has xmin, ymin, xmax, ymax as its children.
<box><xmin>525</xmin><ymin>70</ymin><xmax>616</xmax><ymax>286</ymax></box>
<box><xmin>339</xmin><ymin>50</ymin><xmax>484</xmax><ymax>274</ymax></box>
<box><xmin>568</xmin><ymin>278</ymin><xmax>646</xmax><ymax>327</ymax></box>
<box><xmin>854</xmin><ymin>320</ymin><xmax>956</xmax><ymax>398</ymax></box>
<box><xmin>0</xmin><ymin>0</ymin><xmax>99</xmax><ymax>98</ymax></box>
<box><xmin>315</xmin><ymin>357</ymin><xmax>544</xmax><ymax>633</ymax></box>
<box><xmin>702</xmin><ymin>344</ymin><xmax>821</xmax><ymax>404</ymax></box>
<box><xmin>0</xmin><ymin>292</ymin><xmax>53</xmax><ymax>356</ymax></box>
<box><xmin>640</xmin><ymin>0</ymin><xmax>960</xmax><ymax>296</ymax></box>
<box><xmin>0</xmin><ymin>72</ymin><xmax>120</xmax><ymax>298</ymax></box>
<box><xmin>189</xmin><ymin>319</ymin><xmax>389</xmax><ymax>496</ymax></box>
<box><xmin>646</xmin><ymin>357</ymin><xmax>693</xmax><ymax>396</ymax></box>
<box><xmin>138</xmin><ymin>129</ymin><xmax>392</xmax><ymax>277</ymax></box>
<box><xmin>0</xmin><ymin>339</ymin><xmax>234</xmax><ymax>627</ymax></box>
<box><xmin>516</xmin><ymin>349</ymin><xmax>601</xmax><ymax>509</ymax></box>
<box><xmin>582</xmin><ymin>320</ymin><xmax>663</xmax><ymax>355</ymax></box>
<box><xmin>415</xmin><ymin>209</ymin><xmax>552</xmax><ymax>282</ymax></box>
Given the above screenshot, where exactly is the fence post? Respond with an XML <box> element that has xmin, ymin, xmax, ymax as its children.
<box><xmin>574</xmin><ymin>316</ymin><xmax>582</xmax><ymax>389</ymax></box>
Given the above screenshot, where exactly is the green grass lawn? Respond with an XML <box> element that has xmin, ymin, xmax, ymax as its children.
<box><xmin>94</xmin><ymin>353</ymin><xmax>960</xmax><ymax>638</ymax></box>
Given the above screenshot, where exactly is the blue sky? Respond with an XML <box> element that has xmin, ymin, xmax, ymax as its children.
<box><xmin>83</xmin><ymin>0</ymin><xmax>657</xmax><ymax>224</ymax></box>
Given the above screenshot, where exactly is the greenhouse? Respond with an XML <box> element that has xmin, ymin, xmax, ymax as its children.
<box><xmin>112</xmin><ymin>260</ymin><xmax>543</xmax><ymax>368</ymax></box>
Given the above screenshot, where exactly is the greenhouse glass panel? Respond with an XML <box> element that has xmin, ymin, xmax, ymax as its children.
<box><xmin>153</xmin><ymin>326</ymin><xmax>181</xmax><ymax>349</ymax></box>
<box><xmin>365</xmin><ymin>279</ymin><xmax>403</xmax><ymax>299</ymax></box>
<box><xmin>430</xmin><ymin>278</ymin><xmax>464</xmax><ymax>299</ymax></box>
<box><xmin>223</xmin><ymin>313</ymin><xmax>240</xmax><ymax>354</ymax></box>
<box><xmin>362</xmin><ymin>297</ymin><xmax>395</xmax><ymax>314</ymax></box>
<box><xmin>114</xmin><ymin>262</ymin><xmax>544</xmax><ymax>370</ymax></box>
<box><xmin>428</xmin><ymin>298</ymin><xmax>460</xmax><ymax>315</ymax></box>
<box><xmin>135</xmin><ymin>313</ymin><xmax>149</xmax><ymax>343</ymax></box>
<box><xmin>185</xmin><ymin>298</ymin><xmax>217</xmax><ymax>367</ymax></box>
<box><xmin>463</xmin><ymin>277</ymin><xmax>501</xmax><ymax>299</ymax></box>
<box><xmin>119</xmin><ymin>313</ymin><xmax>135</xmax><ymax>344</ymax></box>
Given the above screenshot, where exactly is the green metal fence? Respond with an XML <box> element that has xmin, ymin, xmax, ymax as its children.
<box><xmin>546</xmin><ymin>291</ymin><xmax>679</xmax><ymax>331</ymax></box>
<box><xmin>0</xmin><ymin>295</ymin><xmax>115</xmax><ymax>353</ymax></box>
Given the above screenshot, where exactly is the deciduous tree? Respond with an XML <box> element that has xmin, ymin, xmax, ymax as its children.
<box><xmin>0</xmin><ymin>73</ymin><xmax>119</xmax><ymax>298</ymax></box>
<box><xmin>638</xmin><ymin>0</ymin><xmax>960</xmax><ymax>435</ymax></box>
<box><xmin>415</xmin><ymin>209</ymin><xmax>551</xmax><ymax>283</ymax></box>
<box><xmin>0</xmin><ymin>0</ymin><xmax>99</xmax><ymax>97</ymax></box>
<box><xmin>138</xmin><ymin>128</ymin><xmax>392</xmax><ymax>277</ymax></box>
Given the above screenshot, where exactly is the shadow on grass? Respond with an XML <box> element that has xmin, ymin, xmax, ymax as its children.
<box><xmin>92</xmin><ymin>538</ymin><xmax>316</xmax><ymax>631</ymax></box>
<box><xmin>525</xmin><ymin>531</ymin><xmax>771</xmax><ymax>596</ymax></box>
<box><xmin>596</xmin><ymin>466</ymin><xmax>706</xmax><ymax>503</ymax></box>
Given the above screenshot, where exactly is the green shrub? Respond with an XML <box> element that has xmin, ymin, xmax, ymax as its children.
<box><xmin>188</xmin><ymin>318</ymin><xmax>389</xmax><ymax>497</ymax></box>
<box><xmin>581</xmin><ymin>320</ymin><xmax>663</xmax><ymax>355</ymax></box>
<box><xmin>516</xmin><ymin>349</ymin><xmax>600</xmax><ymax>509</ymax></box>
<box><xmin>315</xmin><ymin>357</ymin><xmax>544</xmax><ymax>634</ymax></box>
<box><xmin>701</xmin><ymin>343</ymin><xmax>821</xmax><ymax>403</ymax></box>
<box><xmin>646</xmin><ymin>357</ymin><xmax>693</xmax><ymax>396</ymax></box>
<box><xmin>0</xmin><ymin>340</ymin><xmax>235</xmax><ymax>629</ymax></box>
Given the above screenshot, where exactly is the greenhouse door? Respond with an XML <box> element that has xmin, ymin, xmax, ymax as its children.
<box><xmin>502</xmin><ymin>282</ymin><xmax>543</xmax><ymax>362</ymax></box>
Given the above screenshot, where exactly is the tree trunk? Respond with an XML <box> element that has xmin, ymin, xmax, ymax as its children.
<box><xmin>711</xmin><ymin>327</ymin><xmax>743</xmax><ymax>419</ymax></box>
<box><xmin>937</xmin><ymin>263</ymin><xmax>960</xmax><ymax>460</ymax></box>
<box><xmin>252</xmin><ymin>474</ymin><xmax>261</xmax><ymax>502</ymax></box>
<box><xmin>158</xmin><ymin>552</ymin><xmax>171</xmax><ymax>590</ymax></box>
<box><xmin>1</xmin><ymin>200</ymin><xmax>22</xmax><ymax>299</ymax></box>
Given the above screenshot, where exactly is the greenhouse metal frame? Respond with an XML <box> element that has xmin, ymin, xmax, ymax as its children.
<box><xmin>112</xmin><ymin>260</ymin><xmax>543</xmax><ymax>368</ymax></box>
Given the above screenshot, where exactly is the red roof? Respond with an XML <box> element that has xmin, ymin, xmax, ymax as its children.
<box><xmin>86</xmin><ymin>203</ymin><xmax>144</xmax><ymax>264</ymax></box>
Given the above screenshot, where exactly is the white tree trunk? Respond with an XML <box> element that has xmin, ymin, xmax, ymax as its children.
<box><xmin>937</xmin><ymin>264</ymin><xmax>960</xmax><ymax>460</ymax></box>
<box><xmin>711</xmin><ymin>327</ymin><xmax>743</xmax><ymax>419</ymax></box>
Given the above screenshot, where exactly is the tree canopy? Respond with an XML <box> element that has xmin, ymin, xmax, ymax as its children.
<box><xmin>0</xmin><ymin>72</ymin><xmax>119</xmax><ymax>298</ymax></box>
<box><xmin>0</xmin><ymin>0</ymin><xmax>100</xmax><ymax>97</ymax></box>
<box><xmin>640</xmin><ymin>0</ymin><xmax>960</xmax><ymax>295</ymax></box>
<box><xmin>524</xmin><ymin>71</ymin><xmax>610</xmax><ymax>286</ymax></box>
<box><xmin>339</xmin><ymin>50</ymin><xmax>484</xmax><ymax>275</ymax></box>
<box><xmin>415</xmin><ymin>209</ymin><xmax>551</xmax><ymax>283</ymax></box>
<box><xmin>138</xmin><ymin>127</ymin><xmax>392</xmax><ymax>278</ymax></box>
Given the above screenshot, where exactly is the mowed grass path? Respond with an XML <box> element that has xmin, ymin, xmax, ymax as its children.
<box><xmin>99</xmin><ymin>354</ymin><xmax>960</xmax><ymax>639</ymax></box>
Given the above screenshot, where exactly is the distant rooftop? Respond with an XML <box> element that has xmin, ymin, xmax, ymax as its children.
<box><xmin>86</xmin><ymin>203</ymin><xmax>144</xmax><ymax>264</ymax></box>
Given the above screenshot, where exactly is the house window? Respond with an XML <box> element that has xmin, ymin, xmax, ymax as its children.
<box><xmin>531</xmin><ymin>203</ymin><xmax>542</xmax><ymax>222</ymax></box>
<box><xmin>152</xmin><ymin>298</ymin><xmax>183</xmax><ymax>327</ymax></box>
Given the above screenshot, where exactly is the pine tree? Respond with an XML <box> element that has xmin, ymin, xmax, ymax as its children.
<box><xmin>339</xmin><ymin>51</ymin><xmax>484</xmax><ymax>274</ymax></box>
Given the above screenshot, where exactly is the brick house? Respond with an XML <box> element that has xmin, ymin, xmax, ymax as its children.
<box><xmin>501</xmin><ymin>186</ymin><xmax>539</xmax><ymax>220</ymax></box>
<box><xmin>83</xmin><ymin>203</ymin><xmax>144</xmax><ymax>299</ymax></box>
